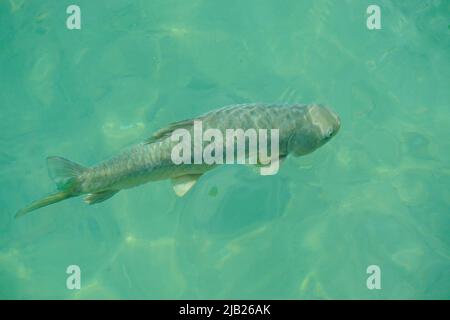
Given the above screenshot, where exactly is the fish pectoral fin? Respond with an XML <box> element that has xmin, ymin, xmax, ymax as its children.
<box><xmin>171</xmin><ymin>174</ymin><xmax>202</xmax><ymax>197</ymax></box>
<box><xmin>84</xmin><ymin>190</ymin><xmax>119</xmax><ymax>205</ymax></box>
<box><xmin>275</xmin><ymin>155</ymin><xmax>287</xmax><ymax>167</ymax></box>
<box><xmin>255</xmin><ymin>154</ymin><xmax>287</xmax><ymax>167</ymax></box>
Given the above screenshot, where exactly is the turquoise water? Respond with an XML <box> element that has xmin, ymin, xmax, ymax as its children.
<box><xmin>1</xmin><ymin>0</ymin><xmax>449</xmax><ymax>299</ymax></box>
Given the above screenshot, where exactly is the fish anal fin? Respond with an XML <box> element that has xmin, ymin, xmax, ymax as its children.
<box><xmin>171</xmin><ymin>174</ymin><xmax>202</xmax><ymax>197</ymax></box>
<box><xmin>84</xmin><ymin>190</ymin><xmax>119</xmax><ymax>205</ymax></box>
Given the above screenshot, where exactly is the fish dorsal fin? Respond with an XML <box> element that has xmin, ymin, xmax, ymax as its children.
<box><xmin>145</xmin><ymin>118</ymin><xmax>196</xmax><ymax>144</ymax></box>
<box><xmin>171</xmin><ymin>174</ymin><xmax>202</xmax><ymax>197</ymax></box>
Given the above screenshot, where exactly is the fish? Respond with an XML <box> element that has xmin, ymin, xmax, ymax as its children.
<box><xmin>15</xmin><ymin>103</ymin><xmax>340</xmax><ymax>218</ymax></box>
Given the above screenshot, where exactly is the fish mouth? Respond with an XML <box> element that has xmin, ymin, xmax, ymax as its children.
<box><xmin>335</xmin><ymin>114</ymin><xmax>341</xmax><ymax>132</ymax></box>
<box><xmin>328</xmin><ymin>108</ymin><xmax>341</xmax><ymax>133</ymax></box>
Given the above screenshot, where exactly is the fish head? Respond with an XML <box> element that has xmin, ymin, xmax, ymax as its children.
<box><xmin>288</xmin><ymin>104</ymin><xmax>340</xmax><ymax>156</ymax></box>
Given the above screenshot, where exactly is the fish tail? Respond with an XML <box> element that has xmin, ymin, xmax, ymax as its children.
<box><xmin>15</xmin><ymin>191</ymin><xmax>73</xmax><ymax>218</ymax></box>
<box><xmin>15</xmin><ymin>156</ymin><xmax>87</xmax><ymax>218</ymax></box>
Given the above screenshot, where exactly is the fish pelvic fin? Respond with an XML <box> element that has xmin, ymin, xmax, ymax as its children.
<box><xmin>84</xmin><ymin>190</ymin><xmax>119</xmax><ymax>205</ymax></box>
<box><xmin>15</xmin><ymin>156</ymin><xmax>87</xmax><ymax>218</ymax></box>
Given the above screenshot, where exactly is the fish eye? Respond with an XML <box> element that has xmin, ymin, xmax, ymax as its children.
<box><xmin>324</xmin><ymin>128</ymin><xmax>333</xmax><ymax>139</ymax></box>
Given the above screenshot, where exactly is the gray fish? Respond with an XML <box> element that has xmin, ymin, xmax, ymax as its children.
<box><xmin>15</xmin><ymin>103</ymin><xmax>340</xmax><ymax>218</ymax></box>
